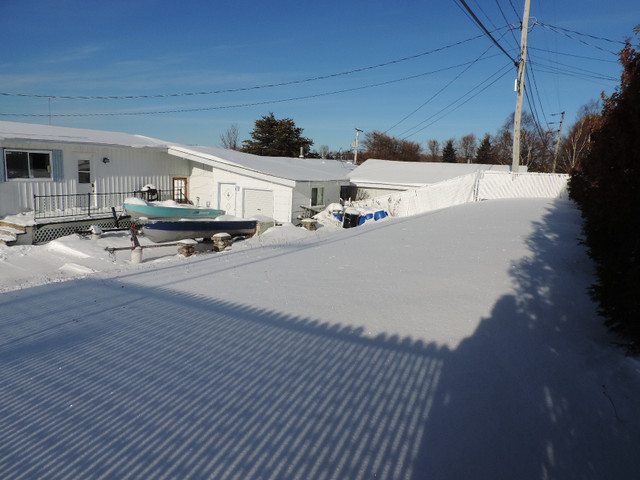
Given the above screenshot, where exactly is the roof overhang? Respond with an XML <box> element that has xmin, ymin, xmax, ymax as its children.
<box><xmin>167</xmin><ymin>146</ymin><xmax>297</xmax><ymax>188</ymax></box>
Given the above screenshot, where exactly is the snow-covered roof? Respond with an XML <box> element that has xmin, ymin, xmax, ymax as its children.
<box><xmin>0</xmin><ymin>120</ymin><xmax>168</xmax><ymax>149</ymax></box>
<box><xmin>349</xmin><ymin>159</ymin><xmax>519</xmax><ymax>188</ymax></box>
<box><xmin>0</xmin><ymin>121</ymin><xmax>354</xmax><ymax>183</ymax></box>
<box><xmin>176</xmin><ymin>145</ymin><xmax>355</xmax><ymax>182</ymax></box>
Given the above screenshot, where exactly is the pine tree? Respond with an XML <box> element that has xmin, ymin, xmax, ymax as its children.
<box><xmin>242</xmin><ymin>113</ymin><xmax>313</xmax><ymax>157</ymax></box>
<box><xmin>475</xmin><ymin>134</ymin><xmax>493</xmax><ymax>164</ymax></box>
<box><xmin>442</xmin><ymin>139</ymin><xmax>457</xmax><ymax>163</ymax></box>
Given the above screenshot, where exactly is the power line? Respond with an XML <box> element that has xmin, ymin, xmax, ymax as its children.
<box><xmin>0</xmin><ymin>58</ymin><xmax>501</xmax><ymax>118</ymax></box>
<box><xmin>495</xmin><ymin>0</ymin><xmax>520</xmax><ymax>49</ymax></box>
<box><xmin>508</xmin><ymin>0</ymin><xmax>520</xmax><ymax>18</ymax></box>
<box><xmin>529</xmin><ymin>46</ymin><xmax>618</xmax><ymax>63</ymax></box>
<box><xmin>384</xmin><ymin>30</ymin><xmax>508</xmax><ymax>134</ymax></box>
<box><xmin>399</xmin><ymin>62</ymin><xmax>513</xmax><ymax>139</ymax></box>
<box><xmin>403</xmin><ymin>66</ymin><xmax>513</xmax><ymax>139</ymax></box>
<box><xmin>525</xmin><ymin>58</ymin><xmax>550</xmax><ymax>129</ymax></box>
<box><xmin>471</xmin><ymin>0</ymin><xmax>501</xmax><ymax>35</ymax></box>
<box><xmin>454</xmin><ymin>0</ymin><xmax>519</xmax><ymax>66</ymax></box>
<box><xmin>535</xmin><ymin>21</ymin><xmax>622</xmax><ymax>55</ymax></box>
<box><xmin>528</xmin><ymin>59</ymin><xmax>618</xmax><ymax>82</ymax></box>
<box><xmin>537</xmin><ymin>21</ymin><xmax>626</xmax><ymax>45</ymax></box>
<box><xmin>0</xmin><ymin>34</ymin><xmax>485</xmax><ymax>101</ymax></box>
<box><xmin>523</xmin><ymin>68</ymin><xmax>546</xmax><ymax>137</ymax></box>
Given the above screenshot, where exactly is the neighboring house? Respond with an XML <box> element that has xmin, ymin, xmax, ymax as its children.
<box><xmin>0</xmin><ymin>121</ymin><xmax>353</xmax><ymax>224</ymax></box>
<box><xmin>348</xmin><ymin>159</ymin><xmax>522</xmax><ymax>199</ymax></box>
<box><xmin>168</xmin><ymin>145</ymin><xmax>354</xmax><ymax>222</ymax></box>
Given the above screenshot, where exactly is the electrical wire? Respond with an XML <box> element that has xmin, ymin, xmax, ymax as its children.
<box><xmin>495</xmin><ymin>0</ymin><xmax>520</xmax><ymax>49</ymax></box>
<box><xmin>403</xmin><ymin>67</ymin><xmax>513</xmax><ymax>139</ymax></box>
<box><xmin>0</xmin><ymin>58</ymin><xmax>502</xmax><ymax>118</ymax></box>
<box><xmin>525</xmin><ymin>57</ymin><xmax>550</xmax><ymax>130</ymax></box>
<box><xmin>523</xmin><ymin>71</ymin><xmax>546</xmax><ymax>138</ymax></box>
<box><xmin>472</xmin><ymin>0</ymin><xmax>501</xmax><ymax>34</ymax></box>
<box><xmin>0</xmin><ymin>34</ymin><xmax>485</xmax><ymax>101</ymax></box>
<box><xmin>454</xmin><ymin>0</ymin><xmax>519</xmax><ymax>66</ymax></box>
<box><xmin>535</xmin><ymin>21</ymin><xmax>623</xmax><ymax>55</ymax></box>
<box><xmin>529</xmin><ymin>46</ymin><xmax>618</xmax><ymax>63</ymax></box>
<box><xmin>399</xmin><ymin>62</ymin><xmax>513</xmax><ymax>139</ymax></box>
<box><xmin>528</xmin><ymin>60</ymin><xmax>618</xmax><ymax>82</ymax></box>
<box><xmin>384</xmin><ymin>27</ymin><xmax>512</xmax><ymax>134</ymax></box>
<box><xmin>537</xmin><ymin>21</ymin><xmax>626</xmax><ymax>45</ymax></box>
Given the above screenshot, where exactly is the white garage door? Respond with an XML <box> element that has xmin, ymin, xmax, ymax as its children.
<box><xmin>243</xmin><ymin>189</ymin><xmax>274</xmax><ymax>218</ymax></box>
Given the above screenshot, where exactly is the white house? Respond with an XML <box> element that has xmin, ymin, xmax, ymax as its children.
<box><xmin>168</xmin><ymin>145</ymin><xmax>354</xmax><ymax>221</ymax></box>
<box><xmin>0</xmin><ymin>121</ymin><xmax>353</xmax><ymax>224</ymax></box>
<box><xmin>348</xmin><ymin>159</ymin><xmax>521</xmax><ymax>199</ymax></box>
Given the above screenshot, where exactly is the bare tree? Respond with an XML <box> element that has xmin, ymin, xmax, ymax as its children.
<box><xmin>220</xmin><ymin>124</ymin><xmax>240</xmax><ymax>150</ymax></box>
<box><xmin>495</xmin><ymin>112</ymin><xmax>553</xmax><ymax>171</ymax></box>
<box><xmin>458</xmin><ymin>133</ymin><xmax>477</xmax><ymax>163</ymax></box>
<box><xmin>493</xmin><ymin>129</ymin><xmax>513</xmax><ymax>165</ymax></box>
<box><xmin>560</xmin><ymin>101</ymin><xmax>601</xmax><ymax>173</ymax></box>
<box><xmin>361</xmin><ymin>131</ymin><xmax>423</xmax><ymax>162</ymax></box>
<box><xmin>318</xmin><ymin>145</ymin><xmax>330</xmax><ymax>159</ymax></box>
<box><xmin>427</xmin><ymin>139</ymin><xmax>440</xmax><ymax>161</ymax></box>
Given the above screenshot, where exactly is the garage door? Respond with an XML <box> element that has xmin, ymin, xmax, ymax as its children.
<box><xmin>243</xmin><ymin>189</ymin><xmax>274</xmax><ymax>218</ymax></box>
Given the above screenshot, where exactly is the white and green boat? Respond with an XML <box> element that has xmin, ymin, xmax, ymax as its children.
<box><xmin>124</xmin><ymin>198</ymin><xmax>224</xmax><ymax>220</ymax></box>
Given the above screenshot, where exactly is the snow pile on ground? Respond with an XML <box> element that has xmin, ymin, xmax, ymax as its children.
<box><xmin>1</xmin><ymin>198</ymin><xmax>639</xmax><ymax>479</ymax></box>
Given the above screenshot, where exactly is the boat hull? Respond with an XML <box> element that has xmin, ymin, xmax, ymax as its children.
<box><xmin>141</xmin><ymin>219</ymin><xmax>258</xmax><ymax>243</ymax></box>
<box><xmin>124</xmin><ymin>203</ymin><xmax>224</xmax><ymax>220</ymax></box>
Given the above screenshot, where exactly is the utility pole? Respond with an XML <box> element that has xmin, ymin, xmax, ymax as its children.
<box><xmin>353</xmin><ymin>128</ymin><xmax>363</xmax><ymax>165</ymax></box>
<box><xmin>512</xmin><ymin>0</ymin><xmax>531</xmax><ymax>175</ymax></box>
<box><xmin>551</xmin><ymin>111</ymin><xmax>565</xmax><ymax>173</ymax></box>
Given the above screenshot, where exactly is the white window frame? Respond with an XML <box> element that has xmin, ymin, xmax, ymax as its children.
<box><xmin>77</xmin><ymin>159</ymin><xmax>91</xmax><ymax>184</ymax></box>
<box><xmin>311</xmin><ymin>186</ymin><xmax>324</xmax><ymax>206</ymax></box>
<box><xmin>4</xmin><ymin>149</ymin><xmax>53</xmax><ymax>181</ymax></box>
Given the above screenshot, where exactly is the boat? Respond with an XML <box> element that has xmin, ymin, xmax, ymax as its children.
<box><xmin>124</xmin><ymin>198</ymin><xmax>224</xmax><ymax>220</ymax></box>
<box><xmin>140</xmin><ymin>218</ymin><xmax>258</xmax><ymax>243</ymax></box>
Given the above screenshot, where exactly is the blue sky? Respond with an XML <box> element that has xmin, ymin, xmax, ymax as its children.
<box><xmin>1</xmin><ymin>0</ymin><xmax>638</xmax><ymax>152</ymax></box>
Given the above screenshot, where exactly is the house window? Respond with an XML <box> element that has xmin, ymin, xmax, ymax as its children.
<box><xmin>311</xmin><ymin>187</ymin><xmax>324</xmax><ymax>206</ymax></box>
<box><xmin>4</xmin><ymin>150</ymin><xmax>52</xmax><ymax>179</ymax></box>
<box><xmin>78</xmin><ymin>160</ymin><xmax>91</xmax><ymax>184</ymax></box>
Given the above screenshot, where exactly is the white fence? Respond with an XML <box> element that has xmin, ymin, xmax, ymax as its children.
<box><xmin>353</xmin><ymin>171</ymin><xmax>569</xmax><ymax>218</ymax></box>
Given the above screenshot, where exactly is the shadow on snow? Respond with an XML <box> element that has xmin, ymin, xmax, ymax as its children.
<box><xmin>1</xmin><ymin>200</ymin><xmax>638</xmax><ymax>479</ymax></box>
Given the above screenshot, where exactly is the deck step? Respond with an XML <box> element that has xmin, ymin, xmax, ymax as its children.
<box><xmin>0</xmin><ymin>223</ymin><xmax>28</xmax><ymax>246</ymax></box>
<box><xmin>0</xmin><ymin>231</ymin><xmax>17</xmax><ymax>245</ymax></box>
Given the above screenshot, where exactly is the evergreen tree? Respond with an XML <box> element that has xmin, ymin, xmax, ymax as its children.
<box><xmin>475</xmin><ymin>134</ymin><xmax>493</xmax><ymax>164</ymax></box>
<box><xmin>442</xmin><ymin>139</ymin><xmax>457</xmax><ymax>163</ymax></box>
<box><xmin>569</xmin><ymin>26</ymin><xmax>640</xmax><ymax>352</ymax></box>
<box><xmin>242</xmin><ymin>113</ymin><xmax>313</xmax><ymax>157</ymax></box>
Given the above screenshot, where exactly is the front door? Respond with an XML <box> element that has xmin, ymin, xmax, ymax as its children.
<box><xmin>219</xmin><ymin>183</ymin><xmax>237</xmax><ymax>216</ymax></box>
<box><xmin>173</xmin><ymin>177</ymin><xmax>188</xmax><ymax>203</ymax></box>
<box><xmin>76</xmin><ymin>157</ymin><xmax>95</xmax><ymax>212</ymax></box>
<box><xmin>77</xmin><ymin>159</ymin><xmax>93</xmax><ymax>195</ymax></box>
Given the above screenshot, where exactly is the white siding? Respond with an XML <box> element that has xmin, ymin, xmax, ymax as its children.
<box><xmin>292</xmin><ymin>181</ymin><xmax>346</xmax><ymax>220</ymax></box>
<box><xmin>0</xmin><ymin>142</ymin><xmax>189</xmax><ymax>217</ymax></box>
<box><xmin>188</xmin><ymin>163</ymin><xmax>294</xmax><ymax>222</ymax></box>
<box><xmin>354</xmin><ymin>186</ymin><xmax>408</xmax><ymax>200</ymax></box>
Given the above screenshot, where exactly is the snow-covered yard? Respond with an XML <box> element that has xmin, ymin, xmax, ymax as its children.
<box><xmin>1</xmin><ymin>198</ymin><xmax>639</xmax><ymax>479</ymax></box>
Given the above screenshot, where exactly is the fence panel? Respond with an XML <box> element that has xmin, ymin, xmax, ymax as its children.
<box><xmin>352</xmin><ymin>172</ymin><xmax>570</xmax><ymax>218</ymax></box>
<box><xmin>477</xmin><ymin>172</ymin><xmax>569</xmax><ymax>200</ymax></box>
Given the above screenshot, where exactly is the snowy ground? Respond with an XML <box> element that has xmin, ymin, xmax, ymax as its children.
<box><xmin>1</xmin><ymin>198</ymin><xmax>639</xmax><ymax>479</ymax></box>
